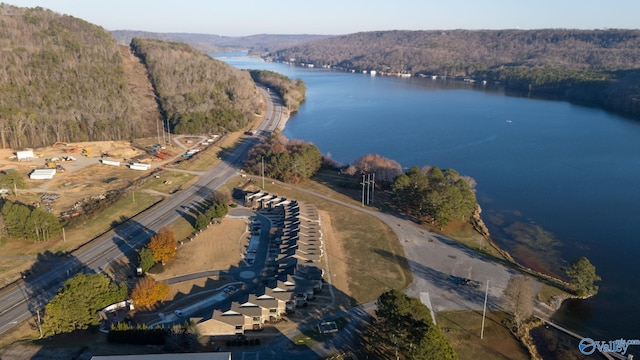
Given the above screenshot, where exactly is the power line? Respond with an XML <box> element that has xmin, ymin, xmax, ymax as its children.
<box><xmin>360</xmin><ymin>172</ymin><xmax>375</xmax><ymax>206</ymax></box>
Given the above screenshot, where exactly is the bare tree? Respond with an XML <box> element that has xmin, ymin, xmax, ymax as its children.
<box><xmin>503</xmin><ymin>275</ymin><xmax>534</xmax><ymax>332</ymax></box>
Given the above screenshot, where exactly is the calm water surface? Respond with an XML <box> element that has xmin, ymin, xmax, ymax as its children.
<box><xmin>218</xmin><ymin>54</ymin><xmax>640</xmax><ymax>341</ymax></box>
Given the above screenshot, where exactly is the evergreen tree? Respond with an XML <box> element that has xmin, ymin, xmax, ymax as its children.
<box><xmin>194</xmin><ymin>212</ymin><xmax>210</xmax><ymax>231</ymax></box>
<box><xmin>138</xmin><ymin>247</ymin><xmax>155</xmax><ymax>273</ymax></box>
<box><xmin>43</xmin><ymin>273</ymin><xmax>128</xmax><ymax>335</ymax></box>
<box><xmin>565</xmin><ymin>257</ymin><xmax>601</xmax><ymax>297</ymax></box>
<box><xmin>374</xmin><ymin>289</ymin><xmax>457</xmax><ymax>359</ymax></box>
<box><xmin>390</xmin><ymin>166</ymin><xmax>477</xmax><ymax>227</ymax></box>
<box><xmin>1</xmin><ymin>200</ymin><xmax>62</xmax><ymax>240</ymax></box>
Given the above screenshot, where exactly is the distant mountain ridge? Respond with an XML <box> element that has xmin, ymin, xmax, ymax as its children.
<box><xmin>111</xmin><ymin>30</ymin><xmax>330</xmax><ymax>54</ymax></box>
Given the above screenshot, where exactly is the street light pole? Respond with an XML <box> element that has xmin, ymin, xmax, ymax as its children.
<box><xmin>481</xmin><ymin>279</ymin><xmax>490</xmax><ymax>339</ymax></box>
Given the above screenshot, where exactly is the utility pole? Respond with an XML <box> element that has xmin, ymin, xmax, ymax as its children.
<box><xmin>371</xmin><ymin>173</ymin><xmax>375</xmax><ymax>203</ymax></box>
<box><xmin>36</xmin><ymin>309</ymin><xmax>43</xmax><ymax>338</ymax></box>
<box><xmin>156</xmin><ymin>118</ymin><xmax>161</xmax><ymax>145</ymax></box>
<box><xmin>161</xmin><ymin>118</ymin><xmax>166</xmax><ymax>145</ymax></box>
<box><xmin>361</xmin><ymin>173</ymin><xmax>365</xmax><ymax>207</ymax></box>
<box><xmin>481</xmin><ymin>280</ymin><xmax>490</xmax><ymax>339</ymax></box>
<box><xmin>360</xmin><ymin>173</ymin><xmax>376</xmax><ymax>206</ymax></box>
<box><xmin>366</xmin><ymin>173</ymin><xmax>371</xmax><ymax>205</ymax></box>
<box><xmin>167</xmin><ymin>118</ymin><xmax>172</xmax><ymax>146</ymax></box>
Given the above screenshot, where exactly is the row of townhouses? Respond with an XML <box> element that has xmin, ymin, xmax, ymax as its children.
<box><xmin>195</xmin><ymin>192</ymin><xmax>325</xmax><ymax>336</ymax></box>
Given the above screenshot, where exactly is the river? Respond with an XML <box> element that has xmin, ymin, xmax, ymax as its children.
<box><xmin>217</xmin><ymin>53</ymin><xmax>640</xmax><ymax>341</ymax></box>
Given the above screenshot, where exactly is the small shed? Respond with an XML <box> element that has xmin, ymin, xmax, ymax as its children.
<box><xmin>16</xmin><ymin>150</ymin><xmax>35</xmax><ymax>162</ymax></box>
<box><xmin>29</xmin><ymin>168</ymin><xmax>56</xmax><ymax>180</ymax></box>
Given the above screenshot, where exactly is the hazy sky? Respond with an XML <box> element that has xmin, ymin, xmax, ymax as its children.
<box><xmin>5</xmin><ymin>0</ymin><xmax>639</xmax><ymax>36</ymax></box>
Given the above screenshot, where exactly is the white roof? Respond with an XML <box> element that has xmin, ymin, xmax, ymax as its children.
<box><xmin>31</xmin><ymin>169</ymin><xmax>56</xmax><ymax>176</ymax></box>
<box><xmin>16</xmin><ymin>150</ymin><xmax>34</xmax><ymax>159</ymax></box>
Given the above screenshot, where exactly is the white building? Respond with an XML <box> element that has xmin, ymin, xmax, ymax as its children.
<box><xmin>16</xmin><ymin>150</ymin><xmax>35</xmax><ymax>162</ymax></box>
<box><xmin>29</xmin><ymin>168</ymin><xmax>56</xmax><ymax>180</ymax></box>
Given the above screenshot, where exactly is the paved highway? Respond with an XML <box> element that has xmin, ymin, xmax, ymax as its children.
<box><xmin>0</xmin><ymin>86</ymin><xmax>284</xmax><ymax>335</ymax></box>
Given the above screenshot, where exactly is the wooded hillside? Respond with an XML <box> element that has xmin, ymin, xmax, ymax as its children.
<box><xmin>131</xmin><ymin>38</ymin><xmax>261</xmax><ymax>135</ymax></box>
<box><xmin>0</xmin><ymin>4</ymin><xmax>147</xmax><ymax>148</ymax></box>
<box><xmin>0</xmin><ymin>4</ymin><xmax>269</xmax><ymax>148</ymax></box>
<box><xmin>267</xmin><ymin>29</ymin><xmax>640</xmax><ymax>118</ymax></box>
<box><xmin>249</xmin><ymin>70</ymin><xmax>306</xmax><ymax>111</ymax></box>
<box><xmin>268</xmin><ymin>29</ymin><xmax>640</xmax><ymax>74</ymax></box>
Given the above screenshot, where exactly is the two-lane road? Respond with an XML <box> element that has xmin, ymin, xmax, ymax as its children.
<box><xmin>0</xmin><ymin>86</ymin><xmax>285</xmax><ymax>335</ymax></box>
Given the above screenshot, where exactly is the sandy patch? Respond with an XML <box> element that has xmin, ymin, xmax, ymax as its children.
<box><xmin>156</xmin><ymin>217</ymin><xmax>249</xmax><ymax>281</ymax></box>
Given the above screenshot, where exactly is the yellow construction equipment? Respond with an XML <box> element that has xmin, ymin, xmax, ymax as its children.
<box><xmin>45</xmin><ymin>161</ymin><xmax>56</xmax><ymax>168</ymax></box>
<box><xmin>81</xmin><ymin>147</ymin><xmax>91</xmax><ymax>157</ymax></box>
